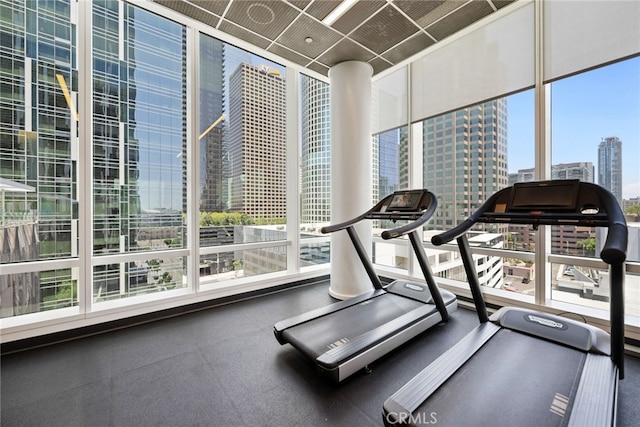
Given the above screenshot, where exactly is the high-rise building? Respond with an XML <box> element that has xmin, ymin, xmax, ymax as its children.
<box><xmin>508</xmin><ymin>161</ymin><xmax>594</xmax><ymax>186</ymax></box>
<box><xmin>300</xmin><ymin>76</ymin><xmax>330</xmax><ymax>224</ymax></box>
<box><xmin>423</xmin><ymin>99</ymin><xmax>509</xmax><ymax>230</ymax></box>
<box><xmin>508</xmin><ymin>162</ymin><xmax>596</xmax><ymax>254</ymax></box>
<box><xmin>199</xmin><ymin>36</ymin><xmax>226</xmax><ymax>212</ymax></box>
<box><xmin>228</xmin><ymin>63</ymin><xmax>286</xmax><ymax>219</ymax></box>
<box><xmin>598</xmin><ymin>136</ymin><xmax>623</xmax><ymax>204</ymax></box>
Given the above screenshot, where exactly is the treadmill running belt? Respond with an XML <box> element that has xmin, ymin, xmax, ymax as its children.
<box><xmin>414</xmin><ymin>329</ymin><xmax>586</xmax><ymax>426</ymax></box>
<box><xmin>281</xmin><ymin>293</ymin><xmax>425</xmax><ymax>360</ymax></box>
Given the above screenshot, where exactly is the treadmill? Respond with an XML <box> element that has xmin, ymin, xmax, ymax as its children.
<box><xmin>383</xmin><ymin>180</ymin><xmax>627</xmax><ymax>426</ymax></box>
<box><xmin>274</xmin><ymin>189</ymin><xmax>457</xmax><ymax>383</ymax></box>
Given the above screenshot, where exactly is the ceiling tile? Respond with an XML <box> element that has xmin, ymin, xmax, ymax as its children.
<box><xmin>427</xmin><ymin>0</ymin><xmax>494</xmax><ymax>41</ymax></box>
<box><xmin>152</xmin><ymin>0</ymin><xmax>220</xmax><ymax>27</ymax></box>
<box><xmin>393</xmin><ymin>0</ymin><xmax>458</xmax><ymax>29</ymax></box>
<box><xmin>276</xmin><ymin>14</ymin><xmax>343</xmax><ymax>59</ymax></box>
<box><xmin>304</xmin><ymin>0</ymin><xmax>343</xmax><ymax>21</ymax></box>
<box><xmin>224</xmin><ymin>0</ymin><xmax>300</xmax><ymax>40</ymax></box>
<box><xmin>218</xmin><ymin>20</ymin><xmax>272</xmax><ymax>49</ymax></box>
<box><xmin>189</xmin><ymin>0</ymin><xmax>230</xmax><ymax>17</ymax></box>
<box><xmin>267</xmin><ymin>43</ymin><xmax>311</xmax><ymax>66</ymax></box>
<box><xmin>382</xmin><ymin>31</ymin><xmax>435</xmax><ymax>64</ymax></box>
<box><xmin>305</xmin><ymin>61</ymin><xmax>330</xmax><ymax>76</ymax></box>
<box><xmin>368</xmin><ymin>57</ymin><xmax>393</xmax><ymax>75</ymax></box>
<box><xmin>349</xmin><ymin>4</ymin><xmax>421</xmax><ymax>54</ymax></box>
<box><xmin>332</xmin><ymin>0</ymin><xmax>386</xmax><ymax>35</ymax></box>
<box><xmin>288</xmin><ymin>0</ymin><xmax>313</xmax><ymax>11</ymax></box>
<box><xmin>493</xmin><ymin>0</ymin><xmax>518</xmax><ymax>10</ymax></box>
<box><xmin>316</xmin><ymin>38</ymin><xmax>375</xmax><ymax>67</ymax></box>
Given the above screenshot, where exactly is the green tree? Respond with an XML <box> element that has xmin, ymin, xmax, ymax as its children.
<box><xmin>577</xmin><ymin>237</ymin><xmax>596</xmax><ymax>255</ymax></box>
<box><xmin>625</xmin><ymin>205</ymin><xmax>640</xmax><ymax>216</ymax></box>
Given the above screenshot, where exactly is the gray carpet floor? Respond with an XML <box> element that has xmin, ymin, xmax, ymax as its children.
<box><xmin>2</xmin><ymin>280</ymin><xmax>639</xmax><ymax>426</ymax></box>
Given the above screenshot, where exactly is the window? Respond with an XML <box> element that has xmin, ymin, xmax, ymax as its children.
<box><xmin>198</xmin><ymin>35</ymin><xmax>288</xmax><ymax>284</ymax></box>
<box><xmin>550</xmin><ymin>58</ymin><xmax>640</xmax><ymax>312</ymax></box>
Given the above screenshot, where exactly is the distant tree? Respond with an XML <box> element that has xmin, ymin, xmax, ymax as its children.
<box><xmin>577</xmin><ymin>238</ymin><xmax>596</xmax><ymax>255</ymax></box>
<box><xmin>625</xmin><ymin>205</ymin><xmax>640</xmax><ymax>215</ymax></box>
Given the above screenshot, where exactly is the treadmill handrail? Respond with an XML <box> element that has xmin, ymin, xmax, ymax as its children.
<box><xmin>431</xmin><ymin>181</ymin><xmax>627</xmax><ymax>265</ymax></box>
<box><xmin>321</xmin><ymin>189</ymin><xmax>438</xmax><ymax>239</ymax></box>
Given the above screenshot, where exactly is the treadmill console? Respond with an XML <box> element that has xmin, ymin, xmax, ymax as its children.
<box><xmin>384</xmin><ymin>190</ymin><xmax>427</xmax><ymax>212</ymax></box>
<box><xmin>506</xmin><ymin>180</ymin><xmax>580</xmax><ymax>212</ymax></box>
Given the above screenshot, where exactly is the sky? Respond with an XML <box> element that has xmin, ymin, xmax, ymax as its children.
<box><xmin>507</xmin><ymin>57</ymin><xmax>640</xmax><ymax>199</ymax></box>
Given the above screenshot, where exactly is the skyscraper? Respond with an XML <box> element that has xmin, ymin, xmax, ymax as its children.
<box><xmin>228</xmin><ymin>63</ymin><xmax>286</xmax><ymax>219</ymax></box>
<box><xmin>423</xmin><ymin>99</ymin><xmax>509</xmax><ymax>230</ymax></box>
<box><xmin>300</xmin><ymin>76</ymin><xmax>331</xmax><ymax>224</ymax></box>
<box><xmin>598</xmin><ymin>136</ymin><xmax>623</xmax><ymax>204</ymax></box>
<box><xmin>199</xmin><ymin>36</ymin><xmax>227</xmax><ymax>212</ymax></box>
<box><xmin>508</xmin><ymin>161</ymin><xmax>594</xmax><ymax>186</ymax></box>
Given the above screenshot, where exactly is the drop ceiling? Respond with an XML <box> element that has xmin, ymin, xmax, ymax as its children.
<box><xmin>151</xmin><ymin>0</ymin><xmax>517</xmax><ymax>77</ymax></box>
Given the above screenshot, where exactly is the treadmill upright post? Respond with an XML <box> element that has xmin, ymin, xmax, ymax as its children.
<box><xmin>457</xmin><ymin>234</ymin><xmax>489</xmax><ymax>323</ymax></box>
<box><xmin>610</xmin><ymin>262</ymin><xmax>625</xmax><ymax>379</ymax></box>
<box><xmin>408</xmin><ymin>230</ymin><xmax>448</xmax><ymax>321</ymax></box>
<box><xmin>346</xmin><ymin>225</ymin><xmax>384</xmax><ymax>290</ymax></box>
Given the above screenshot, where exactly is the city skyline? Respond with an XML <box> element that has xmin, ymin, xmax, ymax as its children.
<box><xmin>507</xmin><ymin>57</ymin><xmax>640</xmax><ymax>200</ymax></box>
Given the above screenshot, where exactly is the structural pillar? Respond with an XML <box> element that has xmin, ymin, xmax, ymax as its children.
<box><xmin>328</xmin><ymin>61</ymin><xmax>374</xmax><ymax>300</ymax></box>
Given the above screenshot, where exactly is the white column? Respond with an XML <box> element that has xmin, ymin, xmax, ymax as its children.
<box><xmin>328</xmin><ymin>61</ymin><xmax>373</xmax><ymax>299</ymax></box>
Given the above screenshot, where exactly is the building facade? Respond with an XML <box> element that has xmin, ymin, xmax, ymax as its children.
<box><xmin>300</xmin><ymin>76</ymin><xmax>330</xmax><ymax>225</ymax></box>
<box><xmin>598</xmin><ymin>136</ymin><xmax>623</xmax><ymax>205</ymax></box>
<box><xmin>423</xmin><ymin>99</ymin><xmax>509</xmax><ymax>230</ymax></box>
<box><xmin>228</xmin><ymin>63</ymin><xmax>286</xmax><ymax>219</ymax></box>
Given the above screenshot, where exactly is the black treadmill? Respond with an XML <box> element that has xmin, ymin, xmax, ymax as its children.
<box><xmin>383</xmin><ymin>180</ymin><xmax>627</xmax><ymax>426</ymax></box>
<box><xmin>274</xmin><ymin>189</ymin><xmax>457</xmax><ymax>383</ymax></box>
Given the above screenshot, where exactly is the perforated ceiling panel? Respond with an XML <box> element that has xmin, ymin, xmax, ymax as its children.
<box><xmin>151</xmin><ymin>0</ymin><xmax>518</xmax><ymax>76</ymax></box>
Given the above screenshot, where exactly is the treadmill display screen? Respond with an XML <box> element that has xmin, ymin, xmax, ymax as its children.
<box><xmin>388</xmin><ymin>191</ymin><xmax>423</xmax><ymax>211</ymax></box>
<box><xmin>509</xmin><ymin>180</ymin><xmax>580</xmax><ymax>212</ymax></box>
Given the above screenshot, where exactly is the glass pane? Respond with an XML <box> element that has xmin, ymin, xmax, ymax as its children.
<box><xmin>421</xmin><ymin>91</ymin><xmax>536</xmax><ymax>294</ymax></box>
<box><xmin>550</xmin><ymin>58</ymin><xmax>640</xmax><ymax>312</ymax></box>
<box><xmin>92</xmin><ymin>3</ymin><xmax>186</xmax><ymax>258</ymax></box>
<box><xmin>198</xmin><ymin>33</ymin><xmax>287</xmax><ymax>254</ymax></box>
<box><xmin>93</xmin><ymin>256</ymin><xmax>186</xmax><ymax>302</ymax></box>
<box><xmin>1</xmin><ymin>267</ymin><xmax>78</xmax><ymax>318</ymax></box>
<box><xmin>300</xmin><ymin>241</ymin><xmax>329</xmax><ymax>267</ymax></box>
<box><xmin>550</xmin><ymin>58</ymin><xmax>640</xmax><ymax>263</ymax></box>
<box><xmin>200</xmin><ymin>245</ymin><xmax>287</xmax><ymax>285</ymax></box>
<box><xmin>1</xmin><ymin>1</ymin><xmax>78</xmax><ymax>263</ymax></box>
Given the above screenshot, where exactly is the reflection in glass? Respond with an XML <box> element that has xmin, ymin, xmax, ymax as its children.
<box><xmin>200</xmin><ymin>246</ymin><xmax>288</xmax><ymax>285</ymax></box>
<box><xmin>92</xmin><ymin>3</ymin><xmax>187</xmax><ymax>262</ymax></box>
<box><xmin>1</xmin><ymin>268</ymin><xmax>78</xmax><ymax>318</ymax></box>
<box><xmin>93</xmin><ymin>256</ymin><xmax>186</xmax><ymax>302</ymax></box>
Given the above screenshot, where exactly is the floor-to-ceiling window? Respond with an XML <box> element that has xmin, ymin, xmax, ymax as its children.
<box><xmin>549</xmin><ymin>57</ymin><xmax>640</xmax><ymax>317</ymax></box>
<box><xmin>198</xmin><ymin>34</ymin><xmax>289</xmax><ymax>286</ymax></box>
<box><xmin>91</xmin><ymin>1</ymin><xmax>188</xmax><ymax>302</ymax></box>
<box><xmin>1</xmin><ymin>0</ymin><xmax>79</xmax><ymax>317</ymax></box>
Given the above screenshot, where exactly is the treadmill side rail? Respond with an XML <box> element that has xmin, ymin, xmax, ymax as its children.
<box><xmin>273</xmin><ymin>289</ymin><xmax>384</xmax><ymax>344</ymax></box>
<box><xmin>567</xmin><ymin>354</ymin><xmax>618</xmax><ymax>427</ymax></box>
<box><xmin>383</xmin><ymin>322</ymin><xmax>500</xmax><ymax>425</ymax></box>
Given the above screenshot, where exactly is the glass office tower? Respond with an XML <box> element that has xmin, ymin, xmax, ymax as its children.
<box><xmin>423</xmin><ymin>99</ymin><xmax>509</xmax><ymax>230</ymax></box>
<box><xmin>598</xmin><ymin>136</ymin><xmax>623</xmax><ymax>205</ymax></box>
<box><xmin>300</xmin><ymin>75</ymin><xmax>330</xmax><ymax>225</ymax></box>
